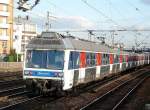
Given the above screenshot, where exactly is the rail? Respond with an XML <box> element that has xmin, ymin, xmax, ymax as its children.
<box><xmin>80</xmin><ymin>72</ymin><xmax>148</xmax><ymax>110</ymax></box>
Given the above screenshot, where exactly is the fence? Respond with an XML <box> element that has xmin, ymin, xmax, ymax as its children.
<box><xmin>0</xmin><ymin>62</ymin><xmax>23</xmax><ymax>72</ymax></box>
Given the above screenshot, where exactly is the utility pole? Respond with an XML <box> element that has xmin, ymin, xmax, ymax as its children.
<box><xmin>97</xmin><ymin>36</ymin><xmax>105</xmax><ymax>44</ymax></box>
<box><xmin>111</xmin><ymin>31</ymin><xmax>115</xmax><ymax>48</ymax></box>
<box><xmin>45</xmin><ymin>11</ymin><xmax>51</xmax><ymax>31</ymax></box>
<box><xmin>88</xmin><ymin>30</ymin><xmax>94</xmax><ymax>41</ymax></box>
<box><xmin>66</xmin><ymin>31</ymin><xmax>70</xmax><ymax>36</ymax></box>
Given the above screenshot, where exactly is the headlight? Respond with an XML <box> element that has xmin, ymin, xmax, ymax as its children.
<box><xmin>55</xmin><ymin>72</ymin><xmax>63</xmax><ymax>77</ymax></box>
<box><xmin>24</xmin><ymin>71</ymin><xmax>29</xmax><ymax>75</ymax></box>
<box><xmin>58</xmin><ymin>72</ymin><xmax>63</xmax><ymax>77</ymax></box>
<box><xmin>24</xmin><ymin>71</ymin><xmax>32</xmax><ymax>76</ymax></box>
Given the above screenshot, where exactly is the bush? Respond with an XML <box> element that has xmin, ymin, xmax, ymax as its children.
<box><xmin>4</xmin><ymin>53</ymin><xmax>21</xmax><ymax>62</ymax></box>
<box><xmin>3</xmin><ymin>56</ymin><xmax>8</xmax><ymax>62</ymax></box>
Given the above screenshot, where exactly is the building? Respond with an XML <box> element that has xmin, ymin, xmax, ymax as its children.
<box><xmin>13</xmin><ymin>16</ymin><xmax>37</xmax><ymax>61</ymax></box>
<box><xmin>0</xmin><ymin>0</ymin><xmax>13</xmax><ymax>56</ymax></box>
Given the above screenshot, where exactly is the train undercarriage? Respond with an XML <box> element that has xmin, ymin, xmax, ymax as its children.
<box><xmin>25</xmin><ymin>79</ymin><xmax>65</xmax><ymax>96</ymax></box>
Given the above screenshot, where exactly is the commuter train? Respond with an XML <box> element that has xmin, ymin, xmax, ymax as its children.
<box><xmin>23</xmin><ymin>32</ymin><xmax>150</xmax><ymax>94</ymax></box>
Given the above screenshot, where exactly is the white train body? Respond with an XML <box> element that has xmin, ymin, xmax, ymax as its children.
<box><xmin>23</xmin><ymin>32</ymin><xmax>150</xmax><ymax>91</ymax></box>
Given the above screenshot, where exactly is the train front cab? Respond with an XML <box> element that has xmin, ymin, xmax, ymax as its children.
<box><xmin>23</xmin><ymin>49</ymin><xmax>66</xmax><ymax>92</ymax></box>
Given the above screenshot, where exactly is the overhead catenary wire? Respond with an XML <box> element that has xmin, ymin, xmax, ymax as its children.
<box><xmin>125</xmin><ymin>0</ymin><xmax>149</xmax><ymax>28</ymax></box>
<box><xmin>126</xmin><ymin>0</ymin><xmax>145</xmax><ymax>16</ymax></box>
<box><xmin>46</xmin><ymin>0</ymin><xmax>103</xmax><ymax>30</ymax></box>
<box><xmin>79</xmin><ymin>0</ymin><xmax>135</xmax><ymax>46</ymax></box>
<box><xmin>10</xmin><ymin>1</ymin><xmax>72</xmax><ymax>30</ymax></box>
<box><xmin>124</xmin><ymin>0</ymin><xmax>150</xmax><ymax>48</ymax></box>
<box><xmin>46</xmin><ymin>0</ymin><xmax>72</xmax><ymax>16</ymax></box>
<box><xmin>105</xmin><ymin>0</ymin><xmax>150</xmax><ymax>47</ymax></box>
<box><xmin>8</xmin><ymin>2</ymin><xmax>63</xmax><ymax>33</ymax></box>
<box><xmin>12</xmin><ymin>0</ymin><xmax>150</xmax><ymax>48</ymax></box>
<box><xmin>10</xmin><ymin>2</ymin><xmax>57</xmax><ymax>20</ymax></box>
<box><xmin>80</xmin><ymin>0</ymin><xmax>127</xmax><ymax>30</ymax></box>
<box><xmin>107</xmin><ymin>0</ymin><xmax>124</xmax><ymax>46</ymax></box>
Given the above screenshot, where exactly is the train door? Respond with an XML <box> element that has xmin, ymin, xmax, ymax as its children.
<box><xmin>63</xmin><ymin>50</ymin><xmax>77</xmax><ymax>90</ymax></box>
<box><xmin>148</xmin><ymin>55</ymin><xmax>150</xmax><ymax>64</ymax></box>
<box><xmin>100</xmin><ymin>54</ymin><xmax>110</xmax><ymax>77</ymax></box>
<box><xmin>96</xmin><ymin>53</ymin><xmax>101</xmax><ymax>78</ymax></box>
<box><xmin>109</xmin><ymin>54</ymin><xmax>114</xmax><ymax>73</ymax></box>
<box><xmin>120</xmin><ymin>54</ymin><xmax>123</xmax><ymax>71</ymax></box>
<box><xmin>84</xmin><ymin>53</ymin><xmax>96</xmax><ymax>83</ymax></box>
<box><xmin>126</xmin><ymin>55</ymin><xmax>129</xmax><ymax>69</ymax></box>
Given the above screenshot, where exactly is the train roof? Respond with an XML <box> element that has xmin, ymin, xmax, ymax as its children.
<box><xmin>26</xmin><ymin>32</ymin><xmax>131</xmax><ymax>54</ymax></box>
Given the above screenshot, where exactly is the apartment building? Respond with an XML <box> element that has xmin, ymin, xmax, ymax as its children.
<box><xmin>0</xmin><ymin>0</ymin><xmax>13</xmax><ymax>56</ymax></box>
<box><xmin>13</xmin><ymin>16</ymin><xmax>37</xmax><ymax>61</ymax></box>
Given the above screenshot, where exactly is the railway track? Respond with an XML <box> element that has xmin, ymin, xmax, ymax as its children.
<box><xmin>80</xmin><ymin>72</ymin><xmax>149</xmax><ymax>110</ymax></box>
<box><xmin>0</xmin><ymin>85</ymin><xmax>26</xmax><ymax>97</ymax></box>
<box><xmin>117</xmin><ymin>76</ymin><xmax>150</xmax><ymax>110</ymax></box>
<box><xmin>81</xmin><ymin>69</ymin><xmax>144</xmax><ymax>93</ymax></box>
<box><xmin>0</xmin><ymin>80</ymin><xmax>59</xmax><ymax>110</ymax></box>
<box><xmin>0</xmin><ymin>92</ymin><xmax>58</xmax><ymax>110</ymax></box>
<box><xmin>0</xmin><ymin>71</ymin><xmax>21</xmax><ymax>76</ymax></box>
<box><xmin>71</xmin><ymin>67</ymin><xmax>146</xmax><ymax>96</ymax></box>
<box><xmin>0</xmin><ymin>72</ymin><xmax>22</xmax><ymax>83</ymax></box>
<box><xmin>0</xmin><ymin>79</ymin><xmax>25</xmax><ymax>91</ymax></box>
<box><xmin>0</xmin><ymin>74</ymin><xmax>121</xmax><ymax>110</ymax></box>
<box><xmin>0</xmin><ymin>76</ymin><xmax>26</xmax><ymax>99</ymax></box>
<box><xmin>0</xmin><ymin>78</ymin><xmax>23</xmax><ymax>84</ymax></box>
<box><xmin>0</xmin><ymin>72</ymin><xmax>21</xmax><ymax>79</ymax></box>
<box><xmin>29</xmin><ymin>67</ymin><xmax>150</xmax><ymax>110</ymax></box>
<box><xmin>0</xmin><ymin>92</ymin><xmax>40</xmax><ymax>110</ymax></box>
<box><xmin>0</xmin><ymin>67</ymin><xmax>149</xmax><ymax>110</ymax></box>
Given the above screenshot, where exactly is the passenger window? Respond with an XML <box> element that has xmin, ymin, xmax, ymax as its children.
<box><xmin>124</xmin><ymin>55</ymin><xmax>126</xmax><ymax>62</ymax></box>
<box><xmin>114</xmin><ymin>54</ymin><xmax>119</xmax><ymax>63</ymax></box>
<box><xmin>102</xmin><ymin>54</ymin><xmax>109</xmax><ymax>65</ymax></box>
<box><xmin>86</xmin><ymin>53</ymin><xmax>96</xmax><ymax>67</ymax></box>
<box><xmin>91</xmin><ymin>53</ymin><xmax>96</xmax><ymax>66</ymax></box>
<box><xmin>102</xmin><ymin>54</ymin><xmax>106</xmax><ymax>65</ymax></box>
<box><xmin>68</xmin><ymin>51</ymin><xmax>80</xmax><ymax>69</ymax></box>
<box><xmin>69</xmin><ymin>52</ymin><xmax>73</xmax><ymax>69</ymax></box>
<box><xmin>86</xmin><ymin>53</ymin><xmax>91</xmax><ymax>67</ymax></box>
<box><xmin>104</xmin><ymin>54</ymin><xmax>109</xmax><ymax>65</ymax></box>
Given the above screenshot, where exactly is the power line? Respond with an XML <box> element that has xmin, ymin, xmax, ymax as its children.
<box><xmin>125</xmin><ymin>0</ymin><xmax>149</xmax><ymax>28</ymax></box>
<box><xmin>14</xmin><ymin>1</ymin><xmax>91</xmax><ymax>31</ymax></box>
<box><xmin>106</xmin><ymin>0</ymin><xmax>126</xmax><ymax>45</ymax></box>
<box><xmin>46</xmin><ymin>0</ymin><xmax>101</xmax><ymax>30</ymax></box>
<box><xmin>108</xmin><ymin>0</ymin><xmax>150</xmax><ymax>46</ymax></box>
<box><xmin>107</xmin><ymin>0</ymin><xmax>128</xmax><ymax>21</ymax></box>
<box><xmin>10</xmin><ymin>2</ymin><xmax>57</xmax><ymax>20</ymax></box>
<box><xmin>124</xmin><ymin>0</ymin><xmax>150</xmax><ymax>48</ymax></box>
<box><xmin>80</xmin><ymin>0</ymin><xmax>126</xmax><ymax>30</ymax></box>
<box><xmin>46</xmin><ymin>0</ymin><xmax>72</xmax><ymax>16</ymax></box>
<box><xmin>8</xmin><ymin>2</ymin><xmax>63</xmax><ymax>31</ymax></box>
<box><xmin>126</xmin><ymin>0</ymin><xmax>142</xmax><ymax>14</ymax></box>
<box><xmin>48</xmin><ymin>29</ymin><xmax>150</xmax><ymax>32</ymax></box>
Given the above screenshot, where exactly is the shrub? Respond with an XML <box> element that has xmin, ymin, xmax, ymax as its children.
<box><xmin>5</xmin><ymin>53</ymin><xmax>21</xmax><ymax>62</ymax></box>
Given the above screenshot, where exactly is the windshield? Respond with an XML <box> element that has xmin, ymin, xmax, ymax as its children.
<box><xmin>26</xmin><ymin>50</ymin><xmax>64</xmax><ymax>70</ymax></box>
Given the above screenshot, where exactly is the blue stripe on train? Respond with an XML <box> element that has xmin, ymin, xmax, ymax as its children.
<box><xmin>24</xmin><ymin>70</ymin><xmax>61</xmax><ymax>77</ymax></box>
